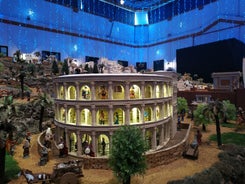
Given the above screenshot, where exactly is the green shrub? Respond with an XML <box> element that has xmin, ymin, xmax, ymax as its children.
<box><xmin>5</xmin><ymin>153</ymin><xmax>21</xmax><ymax>183</ymax></box>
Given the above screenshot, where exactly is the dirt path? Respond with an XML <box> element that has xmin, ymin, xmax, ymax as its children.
<box><xmin>9</xmin><ymin>120</ymin><xmax>235</xmax><ymax>184</ymax></box>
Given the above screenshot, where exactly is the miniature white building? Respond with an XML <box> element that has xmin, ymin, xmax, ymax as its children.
<box><xmin>53</xmin><ymin>72</ymin><xmax>178</xmax><ymax>157</ymax></box>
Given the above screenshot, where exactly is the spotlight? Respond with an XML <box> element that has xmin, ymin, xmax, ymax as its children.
<box><xmin>120</xmin><ymin>0</ymin><xmax>125</xmax><ymax>5</ymax></box>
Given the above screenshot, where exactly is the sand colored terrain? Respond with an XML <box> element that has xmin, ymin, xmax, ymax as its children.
<box><xmin>9</xmin><ymin>120</ymin><xmax>236</xmax><ymax>184</ymax></box>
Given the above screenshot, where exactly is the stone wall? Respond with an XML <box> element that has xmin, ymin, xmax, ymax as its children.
<box><xmin>75</xmin><ymin>124</ymin><xmax>191</xmax><ymax>170</ymax></box>
<box><xmin>37</xmin><ymin>125</ymin><xmax>191</xmax><ymax>170</ymax></box>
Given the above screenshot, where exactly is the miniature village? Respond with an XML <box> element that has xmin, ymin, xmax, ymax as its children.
<box><xmin>0</xmin><ymin>54</ymin><xmax>245</xmax><ymax>184</ymax></box>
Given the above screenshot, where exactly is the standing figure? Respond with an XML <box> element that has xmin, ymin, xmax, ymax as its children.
<box><xmin>99</xmin><ymin>86</ymin><xmax>107</xmax><ymax>99</ymax></box>
<box><xmin>23</xmin><ymin>137</ymin><xmax>30</xmax><ymax>158</ymax></box>
<box><xmin>130</xmin><ymin>87</ymin><xmax>135</xmax><ymax>98</ymax></box>
<box><xmin>99</xmin><ymin>110</ymin><xmax>105</xmax><ymax>125</ymax></box>
<box><xmin>114</xmin><ymin>112</ymin><xmax>119</xmax><ymax>124</ymax></box>
<box><xmin>196</xmin><ymin>130</ymin><xmax>202</xmax><ymax>145</ymax></box>
<box><xmin>101</xmin><ymin>138</ymin><xmax>106</xmax><ymax>155</ymax></box>
<box><xmin>58</xmin><ymin>136</ymin><xmax>68</xmax><ymax>157</ymax></box>
<box><xmin>44</xmin><ymin>127</ymin><xmax>53</xmax><ymax>148</ymax></box>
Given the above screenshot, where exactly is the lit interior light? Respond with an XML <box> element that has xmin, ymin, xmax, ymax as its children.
<box><xmin>28</xmin><ymin>9</ymin><xmax>34</xmax><ymax>16</ymax></box>
<box><xmin>120</xmin><ymin>0</ymin><xmax>125</xmax><ymax>5</ymax></box>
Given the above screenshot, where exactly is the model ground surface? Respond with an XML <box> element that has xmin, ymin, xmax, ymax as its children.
<box><xmin>9</xmin><ymin>119</ymin><xmax>241</xmax><ymax>184</ymax></box>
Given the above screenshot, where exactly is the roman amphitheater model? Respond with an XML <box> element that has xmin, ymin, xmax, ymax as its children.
<box><xmin>53</xmin><ymin>71</ymin><xmax>178</xmax><ymax>157</ymax></box>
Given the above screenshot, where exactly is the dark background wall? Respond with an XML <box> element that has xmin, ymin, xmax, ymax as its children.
<box><xmin>177</xmin><ymin>38</ymin><xmax>245</xmax><ymax>83</ymax></box>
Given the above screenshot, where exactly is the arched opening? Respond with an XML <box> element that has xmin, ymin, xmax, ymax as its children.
<box><xmin>97</xmin><ymin>109</ymin><xmax>108</xmax><ymax>125</ymax></box>
<box><xmin>60</xmin><ymin>107</ymin><xmax>65</xmax><ymax>122</ymax></box>
<box><xmin>68</xmin><ymin>107</ymin><xmax>76</xmax><ymax>124</ymax></box>
<box><xmin>113</xmin><ymin>108</ymin><xmax>125</xmax><ymax>125</ymax></box>
<box><xmin>80</xmin><ymin>108</ymin><xmax>92</xmax><ymax>125</ymax></box>
<box><xmin>97</xmin><ymin>134</ymin><xmax>109</xmax><ymax>156</ymax></box>
<box><xmin>144</xmin><ymin>106</ymin><xmax>153</xmax><ymax>122</ymax></box>
<box><xmin>80</xmin><ymin>85</ymin><xmax>91</xmax><ymax>100</ymax></box>
<box><xmin>129</xmin><ymin>84</ymin><xmax>140</xmax><ymax>99</ymax></box>
<box><xmin>156</xmin><ymin>106</ymin><xmax>161</xmax><ymax>120</ymax></box>
<box><xmin>96</xmin><ymin>85</ymin><xmax>108</xmax><ymax>99</ymax></box>
<box><xmin>59</xmin><ymin>86</ymin><xmax>64</xmax><ymax>99</ymax></box>
<box><xmin>130</xmin><ymin>107</ymin><xmax>141</xmax><ymax>124</ymax></box>
<box><xmin>81</xmin><ymin>134</ymin><xmax>94</xmax><ymax>156</ymax></box>
<box><xmin>68</xmin><ymin>86</ymin><xmax>76</xmax><ymax>100</ymax></box>
<box><xmin>145</xmin><ymin>84</ymin><xmax>152</xmax><ymax>98</ymax></box>
<box><xmin>145</xmin><ymin>130</ymin><xmax>152</xmax><ymax>150</ymax></box>
<box><xmin>69</xmin><ymin>132</ymin><xmax>77</xmax><ymax>152</ymax></box>
<box><xmin>113</xmin><ymin>85</ymin><xmax>124</xmax><ymax>99</ymax></box>
<box><xmin>156</xmin><ymin>84</ymin><xmax>161</xmax><ymax>98</ymax></box>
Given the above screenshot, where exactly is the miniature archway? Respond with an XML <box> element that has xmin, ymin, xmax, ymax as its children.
<box><xmin>97</xmin><ymin>134</ymin><xmax>109</xmax><ymax>156</ymax></box>
<box><xmin>80</xmin><ymin>108</ymin><xmax>92</xmax><ymax>125</ymax></box>
<box><xmin>69</xmin><ymin>132</ymin><xmax>77</xmax><ymax>152</ymax></box>
<box><xmin>145</xmin><ymin>84</ymin><xmax>152</xmax><ymax>98</ymax></box>
<box><xmin>113</xmin><ymin>85</ymin><xmax>124</xmax><ymax>99</ymax></box>
<box><xmin>59</xmin><ymin>107</ymin><xmax>65</xmax><ymax>122</ymax></box>
<box><xmin>59</xmin><ymin>86</ymin><xmax>64</xmax><ymax>99</ymax></box>
<box><xmin>144</xmin><ymin>106</ymin><xmax>153</xmax><ymax>122</ymax></box>
<box><xmin>113</xmin><ymin>108</ymin><xmax>125</xmax><ymax>125</ymax></box>
<box><xmin>130</xmin><ymin>107</ymin><xmax>141</xmax><ymax>124</ymax></box>
<box><xmin>156</xmin><ymin>84</ymin><xmax>161</xmax><ymax>98</ymax></box>
<box><xmin>156</xmin><ymin>105</ymin><xmax>161</xmax><ymax>120</ymax></box>
<box><xmin>163</xmin><ymin>83</ymin><xmax>167</xmax><ymax>97</ymax></box>
<box><xmin>96</xmin><ymin>85</ymin><xmax>108</xmax><ymax>99</ymax></box>
<box><xmin>81</xmin><ymin>134</ymin><xmax>93</xmax><ymax>156</ymax></box>
<box><xmin>68</xmin><ymin>107</ymin><xmax>76</xmax><ymax>124</ymax></box>
<box><xmin>80</xmin><ymin>85</ymin><xmax>91</xmax><ymax>100</ymax></box>
<box><xmin>97</xmin><ymin>109</ymin><xmax>108</xmax><ymax>125</ymax></box>
<box><xmin>68</xmin><ymin>85</ymin><xmax>76</xmax><ymax>100</ymax></box>
<box><xmin>145</xmin><ymin>130</ymin><xmax>152</xmax><ymax>150</ymax></box>
<box><xmin>129</xmin><ymin>84</ymin><xmax>140</xmax><ymax>99</ymax></box>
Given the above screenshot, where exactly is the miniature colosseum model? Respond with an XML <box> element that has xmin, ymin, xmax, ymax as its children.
<box><xmin>53</xmin><ymin>72</ymin><xmax>177</xmax><ymax>157</ymax></box>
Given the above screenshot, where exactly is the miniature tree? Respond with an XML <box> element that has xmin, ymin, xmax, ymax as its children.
<box><xmin>109</xmin><ymin>125</ymin><xmax>147</xmax><ymax>184</ymax></box>
<box><xmin>177</xmin><ymin>97</ymin><xmax>188</xmax><ymax>114</ymax></box>
<box><xmin>19</xmin><ymin>65</ymin><xmax>26</xmax><ymax>99</ymax></box>
<box><xmin>0</xmin><ymin>96</ymin><xmax>19</xmax><ymax>182</ymax></box>
<box><xmin>193</xmin><ymin>103</ymin><xmax>210</xmax><ymax>131</ymax></box>
<box><xmin>61</xmin><ymin>59</ymin><xmax>69</xmax><ymax>75</ymax></box>
<box><xmin>203</xmin><ymin>99</ymin><xmax>226</xmax><ymax>147</ymax></box>
<box><xmin>222</xmin><ymin>100</ymin><xmax>236</xmax><ymax>123</ymax></box>
<box><xmin>52</xmin><ymin>60</ymin><xmax>59</xmax><ymax>75</ymax></box>
<box><xmin>177</xmin><ymin>97</ymin><xmax>189</xmax><ymax>121</ymax></box>
<box><xmin>33</xmin><ymin>93</ymin><xmax>53</xmax><ymax>132</ymax></box>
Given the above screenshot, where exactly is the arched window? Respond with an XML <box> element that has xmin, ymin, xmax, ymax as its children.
<box><xmin>97</xmin><ymin>109</ymin><xmax>108</xmax><ymax>125</ymax></box>
<box><xmin>69</xmin><ymin>132</ymin><xmax>77</xmax><ymax>152</ymax></box>
<box><xmin>96</xmin><ymin>85</ymin><xmax>108</xmax><ymax>99</ymax></box>
<box><xmin>59</xmin><ymin>86</ymin><xmax>64</xmax><ymax>99</ymax></box>
<box><xmin>68</xmin><ymin>107</ymin><xmax>76</xmax><ymax>124</ymax></box>
<box><xmin>129</xmin><ymin>84</ymin><xmax>140</xmax><ymax>99</ymax></box>
<box><xmin>97</xmin><ymin>134</ymin><xmax>109</xmax><ymax>156</ymax></box>
<box><xmin>80</xmin><ymin>85</ymin><xmax>91</xmax><ymax>100</ymax></box>
<box><xmin>113</xmin><ymin>85</ymin><xmax>124</xmax><ymax>99</ymax></box>
<box><xmin>144</xmin><ymin>106</ymin><xmax>153</xmax><ymax>122</ymax></box>
<box><xmin>156</xmin><ymin>84</ymin><xmax>161</xmax><ymax>98</ymax></box>
<box><xmin>80</xmin><ymin>108</ymin><xmax>92</xmax><ymax>125</ymax></box>
<box><xmin>130</xmin><ymin>107</ymin><xmax>141</xmax><ymax>124</ymax></box>
<box><xmin>144</xmin><ymin>84</ymin><xmax>152</xmax><ymax>98</ymax></box>
<box><xmin>81</xmin><ymin>134</ymin><xmax>93</xmax><ymax>156</ymax></box>
<box><xmin>68</xmin><ymin>86</ymin><xmax>76</xmax><ymax>100</ymax></box>
<box><xmin>60</xmin><ymin>107</ymin><xmax>65</xmax><ymax>122</ymax></box>
<box><xmin>113</xmin><ymin>108</ymin><xmax>125</xmax><ymax>125</ymax></box>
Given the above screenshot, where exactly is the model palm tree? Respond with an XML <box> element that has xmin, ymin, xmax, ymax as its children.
<box><xmin>33</xmin><ymin>93</ymin><xmax>54</xmax><ymax>132</ymax></box>
<box><xmin>203</xmin><ymin>99</ymin><xmax>226</xmax><ymax>147</ymax></box>
<box><xmin>0</xmin><ymin>96</ymin><xmax>19</xmax><ymax>182</ymax></box>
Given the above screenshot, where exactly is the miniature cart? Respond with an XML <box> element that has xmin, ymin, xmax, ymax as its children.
<box><xmin>182</xmin><ymin>144</ymin><xmax>199</xmax><ymax>160</ymax></box>
<box><xmin>22</xmin><ymin>160</ymin><xmax>84</xmax><ymax>184</ymax></box>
